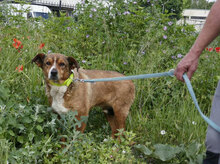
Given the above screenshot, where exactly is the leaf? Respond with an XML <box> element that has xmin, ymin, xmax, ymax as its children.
<box><xmin>185</xmin><ymin>141</ymin><xmax>201</xmax><ymax>158</ymax></box>
<box><xmin>17</xmin><ymin>136</ymin><xmax>24</xmax><ymax>144</ymax></box>
<box><xmin>8</xmin><ymin>130</ymin><xmax>15</xmax><ymax>136</ymax></box>
<box><xmin>196</xmin><ymin>154</ymin><xmax>203</xmax><ymax>164</ymax></box>
<box><xmin>0</xmin><ymin>117</ymin><xmax>4</xmax><ymax>124</ymax></box>
<box><xmin>0</xmin><ymin>85</ymin><xmax>9</xmax><ymax>101</ymax></box>
<box><xmin>23</xmin><ymin>117</ymin><xmax>32</xmax><ymax>124</ymax></box>
<box><xmin>80</xmin><ymin>116</ymin><xmax>88</xmax><ymax>124</ymax></box>
<box><xmin>36</xmin><ymin>125</ymin><xmax>43</xmax><ymax>132</ymax></box>
<box><xmin>134</xmin><ymin>144</ymin><xmax>152</xmax><ymax>155</ymax></box>
<box><xmin>8</xmin><ymin>117</ymin><xmax>17</xmax><ymax>126</ymax></box>
<box><xmin>37</xmin><ymin>117</ymin><xmax>44</xmax><ymax>123</ymax></box>
<box><xmin>153</xmin><ymin>144</ymin><xmax>182</xmax><ymax>161</ymax></box>
<box><xmin>28</xmin><ymin>133</ymin><xmax>35</xmax><ymax>141</ymax></box>
<box><xmin>17</xmin><ymin>124</ymin><xmax>25</xmax><ymax>131</ymax></box>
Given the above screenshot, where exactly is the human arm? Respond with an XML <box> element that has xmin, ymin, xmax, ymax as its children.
<box><xmin>175</xmin><ymin>0</ymin><xmax>220</xmax><ymax>81</ymax></box>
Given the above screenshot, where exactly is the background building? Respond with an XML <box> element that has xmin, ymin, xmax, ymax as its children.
<box><xmin>178</xmin><ymin>9</ymin><xmax>209</xmax><ymax>31</ymax></box>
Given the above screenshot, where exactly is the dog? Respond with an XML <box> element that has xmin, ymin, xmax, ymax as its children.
<box><xmin>32</xmin><ymin>53</ymin><xmax>135</xmax><ymax>137</ymax></box>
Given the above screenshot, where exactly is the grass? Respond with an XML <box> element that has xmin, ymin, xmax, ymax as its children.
<box><xmin>0</xmin><ymin>1</ymin><xmax>220</xmax><ymax>163</ymax></box>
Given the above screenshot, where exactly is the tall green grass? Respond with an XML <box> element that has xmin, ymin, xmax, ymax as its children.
<box><xmin>0</xmin><ymin>1</ymin><xmax>220</xmax><ymax>163</ymax></box>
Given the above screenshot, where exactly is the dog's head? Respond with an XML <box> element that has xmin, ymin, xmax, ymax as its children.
<box><xmin>32</xmin><ymin>53</ymin><xmax>80</xmax><ymax>83</ymax></box>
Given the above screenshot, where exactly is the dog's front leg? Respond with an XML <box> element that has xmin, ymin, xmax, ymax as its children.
<box><xmin>75</xmin><ymin>110</ymin><xmax>89</xmax><ymax>133</ymax></box>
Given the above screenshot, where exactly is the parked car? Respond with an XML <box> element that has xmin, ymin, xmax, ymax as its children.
<box><xmin>1</xmin><ymin>3</ymin><xmax>52</xmax><ymax>19</ymax></box>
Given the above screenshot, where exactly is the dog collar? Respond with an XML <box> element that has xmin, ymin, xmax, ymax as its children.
<box><xmin>49</xmin><ymin>73</ymin><xmax>74</xmax><ymax>87</ymax></box>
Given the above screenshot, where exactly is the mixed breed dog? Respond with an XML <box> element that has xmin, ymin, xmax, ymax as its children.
<box><xmin>32</xmin><ymin>53</ymin><xmax>135</xmax><ymax>138</ymax></box>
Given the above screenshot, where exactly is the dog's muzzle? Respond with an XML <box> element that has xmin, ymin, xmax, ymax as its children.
<box><xmin>50</xmin><ymin>68</ymin><xmax>58</xmax><ymax>80</ymax></box>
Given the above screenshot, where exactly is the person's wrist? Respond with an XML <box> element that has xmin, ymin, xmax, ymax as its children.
<box><xmin>189</xmin><ymin>44</ymin><xmax>204</xmax><ymax>57</ymax></box>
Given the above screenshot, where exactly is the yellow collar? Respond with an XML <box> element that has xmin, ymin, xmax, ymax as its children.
<box><xmin>49</xmin><ymin>73</ymin><xmax>74</xmax><ymax>87</ymax></box>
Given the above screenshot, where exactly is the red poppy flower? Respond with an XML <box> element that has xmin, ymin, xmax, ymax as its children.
<box><xmin>215</xmin><ymin>47</ymin><xmax>220</xmax><ymax>53</ymax></box>
<box><xmin>13</xmin><ymin>38</ymin><xmax>23</xmax><ymax>51</ymax></box>
<box><xmin>16</xmin><ymin>65</ymin><xmax>23</xmax><ymax>72</ymax></box>
<box><xmin>208</xmin><ymin>48</ymin><xmax>213</xmax><ymax>52</ymax></box>
<box><xmin>39</xmin><ymin>43</ymin><xmax>45</xmax><ymax>49</ymax></box>
<box><xmin>13</xmin><ymin>38</ymin><xmax>21</xmax><ymax>49</ymax></box>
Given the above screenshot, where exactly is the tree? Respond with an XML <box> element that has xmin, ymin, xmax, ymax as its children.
<box><xmin>138</xmin><ymin>0</ymin><xmax>183</xmax><ymax>19</ymax></box>
<box><xmin>183</xmin><ymin>0</ymin><xmax>214</xmax><ymax>9</ymax></box>
<box><xmin>158</xmin><ymin>0</ymin><xmax>183</xmax><ymax>19</ymax></box>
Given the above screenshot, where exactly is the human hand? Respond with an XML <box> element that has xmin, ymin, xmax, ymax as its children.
<box><xmin>174</xmin><ymin>51</ymin><xmax>200</xmax><ymax>82</ymax></box>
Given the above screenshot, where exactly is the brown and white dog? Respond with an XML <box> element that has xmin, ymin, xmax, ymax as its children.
<box><xmin>32</xmin><ymin>53</ymin><xmax>135</xmax><ymax>137</ymax></box>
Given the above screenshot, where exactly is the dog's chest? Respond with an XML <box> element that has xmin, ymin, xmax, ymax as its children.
<box><xmin>50</xmin><ymin>85</ymin><xmax>69</xmax><ymax>114</ymax></box>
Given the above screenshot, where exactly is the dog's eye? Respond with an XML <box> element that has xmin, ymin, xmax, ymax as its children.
<box><xmin>59</xmin><ymin>63</ymin><xmax>65</xmax><ymax>67</ymax></box>
<box><xmin>46</xmin><ymin>61</ymin><xmax>51</xmax><ymax>66</ymax></box>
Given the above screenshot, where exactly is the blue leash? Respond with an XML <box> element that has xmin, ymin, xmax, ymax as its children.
<box><xmin>77</xmin><ymin>70</ymin><xmax>220</xmax><ymax>133</ymax></box>
<box><xmin>79</xmin><ymin>70</ymin><xmax>174</xmax><ymax>82</ymax></box>
<box><xmin>183</xmin><ymin>73</ymin><xmax>220</xmax><ymax>132</ymax></box>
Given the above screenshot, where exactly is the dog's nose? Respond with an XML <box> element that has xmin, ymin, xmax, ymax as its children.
<box><xmin>51</xmin><ymin>69</ymin><xmax>58</xmax><ymax>77</ymax></box>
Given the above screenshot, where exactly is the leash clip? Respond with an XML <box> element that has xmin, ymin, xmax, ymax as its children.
<box><xmin>74</xmin><ymin>78</ymin><xmax>85</xmax><ymax>83</ymax></box>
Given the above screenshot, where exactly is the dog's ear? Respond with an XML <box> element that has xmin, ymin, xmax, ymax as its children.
<box><xmin>32</xmin><ymin>53</ymin><xmax>46</xmax><ymax>68</ymax></box>
<box><xmin>67</xmin><ymin>57</ymin><xmax>80</xmax><ymax>71</ymax></box>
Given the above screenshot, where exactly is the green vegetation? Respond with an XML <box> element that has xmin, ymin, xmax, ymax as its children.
<box><xmin>0</xmin><ymin>1</ymin><xmax>220</xmax><ymax>163</ymax></box>
<box><xmin>183</xmin><ymin>0</ymin><xmax>214</xmax><ymax>9</ymax></box>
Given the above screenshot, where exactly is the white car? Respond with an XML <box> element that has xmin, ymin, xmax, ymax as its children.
<box><xmin>1</xmin><ymin>3</ymin><xmax>52</xmax><ymax>19</ymax></box>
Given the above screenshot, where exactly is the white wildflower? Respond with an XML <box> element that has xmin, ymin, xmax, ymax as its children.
<box><xmin>0</xmin><ymin>105</ymin><xmax>6</xmax><ymax>110</ymax></box>
<box><xmin>192</xmin><ymin>121</ymin><xmax>196</xmax><ymax>125</ymax></box>
<box><xmin>160</xmin><ymin>130</ymin><xmax>166</xmax><ymax>135</ymax></box>
<box><xmin>19</xmin><ymin>104</ymin><xmax>25</xmax><ymax>109</ymax></box>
